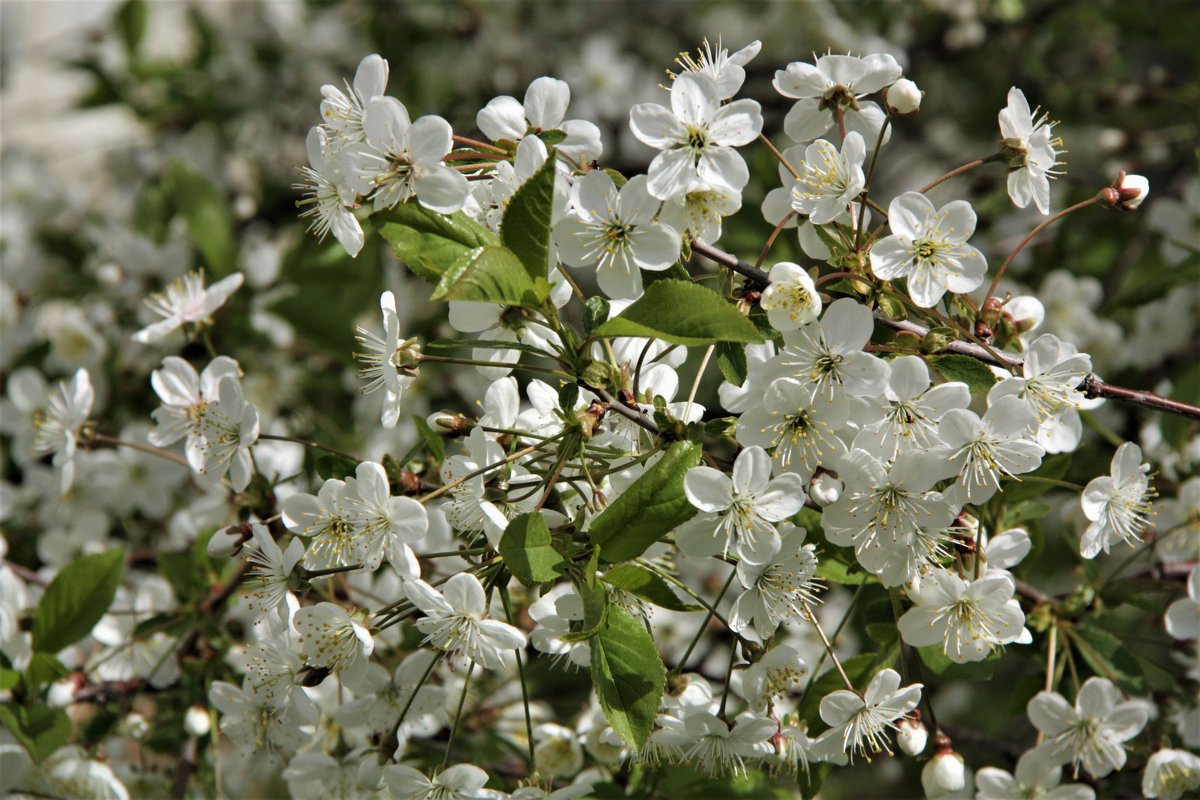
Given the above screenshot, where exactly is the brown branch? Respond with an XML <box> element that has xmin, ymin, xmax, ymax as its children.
<box><xmin>688</xmin><ymin>239</ymin><xmax>1200</xmax><ymax>422</ymax></box>
<box><xmin>583</xmin><ymin>383</ymin><xmax>660</xmax><ymax>435</ymax></box>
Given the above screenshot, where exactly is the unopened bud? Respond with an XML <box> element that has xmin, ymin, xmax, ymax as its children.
<box><xmin>810</xmin><ymin>472</ymin><xmax>843</xmax><ymax>507</ymax></box>
<box><xmin>896</xmin><ymin>716</ymin><xmax>928</xmax><ymax>756</ymax></box>
<box><xmin>207</xmin><ymin>524</ymin><xmax>249</xmax><ymax>558</ymax></box>
<box><xmin>184</xmin><ymin>705</ymin><xmax>211</xmax><ymax>737</ymax></box>
<box><xmin>886</xmin><ymin>78</ymin><xmax>923</xmax><ymax>115</ymax></box>
<box><xmin>1113</xmin><ymin>172</ymin><xmax>1149</xmax><ymax>210</ymax></box>
<box><xmin>47</xmin><ymin>678</ymin><xmax>76</xmax><ymax>708</ymax></box>
<box><xmin>427</xmin><ymin>411</ymin><xmax>473</xmax><ymax>437</ymax></box>
<box><xmin>922</xmin><ymin>749</ymin><xmax>966</xmax><ymax>797</ymax></box>
<box><xmin>120</xmin><ymin>712</ymin><xmax>150</xmax><ymax>740</ymax></box>
<box><xmin>974</xmin><ymin>320</ymin><xmax>993</xmax><ymax>341</ymax></box>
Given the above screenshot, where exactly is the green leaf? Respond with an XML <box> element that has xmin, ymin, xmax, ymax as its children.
<box><xmin>998</xmin><ymin>454</ymin><xmax>1072</xmax><ymax>504</ymax></box>
<box><xmin>32</xmin><ymin>547</ymin><xmax>125</xmax><ymax>654</ymax></box>
<box><xmin>563</xmin><ymin>575</ymin><xmax>609</xmax><ymax>643</ymax></box>
<box><xmin>24</xmin><ymin>653</ymin><xmax>69</xmax><ymax>690</ymax></box>
<box><xmin>0</xmin><ymin>704</ymin><xmax>71</xmax><ymax>762</ymax></box>
<box><xmin>815</xmin><ymin>557</ymin><xmax>871</xmax><ymax>586</ymax></box>
<box><xmin>373</xmin><ymin>205</ymin><xmax>497</xmax><ymax>283</ymax></box>
<box><xmin>165</xmin><ymin>161</ymin><xmax>237</xmax><ymax>277</ymax></box>
<box><xmin>0</xmin><ymin>668</ymin><xmax>19</xmax><ymax>691</ymax></box>
<box><xmin>315</xmin><ymin>452</ymin><xmax>360</xmax><ymax>481</ymax></box>
<box><xmin>501</xmin><ymin>153</ymin><xmax>558</xmax><ymax>282</ymax></box>
<box><xmin>603</xmin><ymin>564</ymin><xmax>702</xmax><ymax>612</ymax></box>
<box><xmin>431</xmin><ymin>246</ymin><xmax>547</xmax><ymax>309</ymax></box>
<box><xmin>917</xmin><ymin>645</ymin><xmax>1002</xmax><ymax>681</ymax></box>
<box><xmin>592</xmin><ymin>280</ymin><xmax>764</xmax><ymax>346</ymax></box>
<box><xmin>590</xmin><ymin>605</ymin><xmax>666</xmax><ymax>750</ymax></box>
<box><xmin>588</xmin><ymin>441</ymin><xmax>701</xmax><ymax>562</ymax></box>
<box><xmin>499</xmin><ymin>513</ymin><xmax>567</xmax><ymax>585</ymax></box>
<box><xmin>716</xmin><ymin>341</ymin><xmax>748</xmax><ymax>386</ymax></box>
<box><xmin>413</xmin><ymin>415</ymin><xmax>446</xmax><ymax>463</ymax></box>
<box><xmin>927</xmin><ymin>354</ymin><xmax>998</xmax><ymax>393</ymax></box>
<box><xmin>1071</xmin><ymin>624</ymin><xmax>1146</xmax><ymax>693</ymax></box>
<box><xmin>583</xmin><ymin>296</ymin><xmax>610</xmax><ymax>337</ymax></box>
<box><xmin>115</xmin><ymin>0</ymin><xmax>148</xmax><ymax>56</ymax></box>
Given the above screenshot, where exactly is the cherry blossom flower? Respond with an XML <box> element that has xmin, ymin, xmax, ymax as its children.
<box><xmin>773</xmin><ymin>298</ymin><xmax>890</xmax><ymax>404</ymax></box>
<box><xmin>384</xmin><ymin>764</ymin><xmax>497</xmax><ymax>800</ymax></box>
<box><xmin>293</xmin><ymin>601</ymin><xmax>375</xmax><ymax>689</ymax></box>
<box><xmin>734</xmin><ymin>377</ymin><xmax>850</xmax><ymax>482</ymax></box>
<box><xmin>849</xmin><ymin>355</ymin><xmax>969</xmax><ymax>462</ymax></box>
<box><xmin>975</xmin><ymin>748</ymin><xmax>1096</xmax><ymax>800</ymax></box>
<box><xmin>989</xmin><ymin>334</ymin><xmax>1093</xmax><ymax>453</ymax></box>
<box><xmin>1142</xmin><ymin>748</ymin><xmax>1200</xmax><ymax>800</ymax></box>
<box><xmin>1079</xmin><ymin>442</ymin><xmax>1155</xmax><ymax>559</ymax></box>
<box><xmin>788</xmin><ymin>133</ymin><xmax>867</xmax><ymax>225</ymax></box>
<box><xmin>210</xmin><ymin>678</ymin><xmax>319</xmax><ymax>756</ymax></box>
<box><xmin>677</xmin><ymin>445</ymin><xmax>807</xmax><ymax>564</ymax></box>
<box><xmin>477</xmin><ymin>76</ymin><xmax>602</xmax><ymax>163</ymax></box>
<box><xmin>319</xmin><ymin>53</ymin><xmax>389</xmax><ymax>143</ymax></box>
<box><xmin>898</xmin><ymin>570</ymin><xmax>1030</xmax><ymax>663</ymax></box>
<box><xmin>773</xmin><ymin>53</ymin><xmax>901</xmax><ymax>145</ymax></box>
<box><xmin>352</xmin><ymin>97</ymin><xmax>468</xmax><ymax>214</ymax></box>
<box><xmin>1027</xmin><ymin>676</ymin><xmax>1149</xmax><ymax>777</ymax></box>
<box><xmin>630</xmin><ymin>71</ymin><xmax>763</xmax><ymax>201</ymax></box>
<box><xmin>680</xmin><ymin>711</ymin><xmax>776</xmax><ymax>777</ymax></box>
<box><xmin>296</xmin><ymin>126</ymin><xmax>364</xmax><ymax>257</ymax></box>
<box><xmin>671</xmin><ymin>38</ymin><xmax>762</xmax><ymax>100</ymax></box>
<box><xmin>810</xmin><ymin>668</ymin><xmax>923</xmax><ymax>762</ymax></box>
<box><xmin>404</xmin><ymin>573</ymin><xmax>526</xmax><ymax>669</ymax></box>
<box><xmin>939</xmin><ymin>395</ymin><xmax>1045</xmax><ymax>506</ymax></box>
<box><xmin>869</xmin><ymin>191</ymin><xmax>987</xmax><ymax>308</ymax></box>
<box><xmin>554</xmin><ymin>171</ymin><xmax>680</xmax><ymax>299</ymax></box>
<box><xmin>728</xmin><ymin>524</ymin><xmax>820</xmax><ymax>638</ymax></box>
<box><xmin>999</xmin><ymin>87</ymin><xmax>1064</xmax><ymax>215</ymax></box>
<box><xmin>355</xmin><ymin>290</ymin><xmax>419</xmax><ymax>429</ymax></box>
<box><xmin>243</xmin><ymin>523</ymin><xmax>304</xmax><ymax>621</ymax></box>
<box><xmin>32</xmin><ymin>368</ymin><xmax>93</xmax><ymax>493</ymax></box>
<box><xmin>760</xmin><ymin>262</ymin><xmax>822</xmax><ymax>331</ymax></box>
<box><xmin>739</xmin><ymin>643</ymin><xmax>809</xmax><ymax>710</ymax></box>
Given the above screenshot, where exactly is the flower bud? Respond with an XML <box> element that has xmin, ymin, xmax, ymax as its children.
<box><xmin>886</xmin><ymin>78</ymin><xmax>923</xmax><ymax>114</ymax></box>
<box><xmin>47</xmin><ymin>678</ymin><xmax>76</xmax><ymax>708</ymax></box>
<box><xmin>1116</xmin><ymin>173</ymin><xmax>1149</xmax><ymax>209</ymax></box>
<box><xmin>426</xmin><ymin>411</ymin><xmax>474</xmax><ymax>437</ymax></box>
<box><xmin>207</xmin><ymin>524</ymin><xmax>248</xmax><ymax>558</ymax></box>
<box><xmin>809</xmin><ymin>472</ymin><xmax>843</xmax><ymax>507</ymax></box>
<box><xmin>896</xmin><ymin>716</ymin><xmax>928</xmax><ymax>756</ymax></box>
<box><xmin>120</xmin><ymin>712</ymin><xmax>150</xmax><ymax>740</ymax></box>
<box><xmin>184</xmin><ymin>705</ymin><xmax>211</xmax><ymax>737</ymax></box>
<box><xmin>922</xmin><ymin>749</ymin><xmax>966</xmax><ymax>797</ymax></box>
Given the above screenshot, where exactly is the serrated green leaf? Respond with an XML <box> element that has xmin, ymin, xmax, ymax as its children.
<box><xmin>588</xmin><ymin>441</ymin><xmax>701</xmax><ymax>562</ymax></box>
<box><xmin>1070</xmin><ymin>624</ymin><xmax>1146</xmax><ymax>693</ymax></box>
<box><xmin>431</xmin><ymin>245</ymin><xmax>546</xmax><ymax>309</ymax></box>
<box><xmin>928</xmin><ymin>354</ymin><xmax>998</xmax><ymax>393</ymax></box>
<box><xmin>590</xmin><ymin>605</ymin><xmax>666</xmax><ymax>750</ymax></box>
<box><xmin>499</xmin><ymin>513</ymin><xmax>566</xmax><ymax>585</ymax></box>
<box><xmin>0</xmin><ymin>704</ymin><xmax>71</xmax><ymax>762</ymax></box>
<box><xmin>32</xmin><ymin>547</ymin><xmax>125</xmax><ymax>654</ymax></box>
<box><xmin>373</xmin><ymin>205</ymin><xmax>497</xmax><ymax>283</ymax></box>
<box><xmin>501</xmin><ymin>153</ymin><xmax>557</xmax><ymax>282</ymax></box>
<box><xmin>563</xmin><ymin>577</ymin><xmax>608</xmax><ymax>642</ymax></box>
<box><xmin>916</xmin><ymin>644</ymin><xmax>1002</xmax><ymax>680</ymax></box>
<box><xmin>603</xmin><ymin>564</ymin><xmax>702</xmax><ymax>612</ymax></box>
<box><xmin>593</xmin><ymin>281</ymin><xmax>764</xmax><ymax>346</ymax></box>
<box><xmin>165</xmin><ymin>161</ymin><xmax>237</xmax><ymax>277</ymax></box>
<box><xmin>716</xmin><ymin>341</ymin><xmax>748</xmax><ymax>386</ymax></box>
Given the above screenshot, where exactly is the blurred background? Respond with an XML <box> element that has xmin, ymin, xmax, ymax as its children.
<box><xmin>1</xmin><ymin>1</ymin><xmax>1198</xmax><ymax>797</ymax></box>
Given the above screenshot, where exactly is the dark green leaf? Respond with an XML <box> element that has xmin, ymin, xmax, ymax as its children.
<box><xmin>716</xmin><ymin>341</ymin><xmax>748</xmax><ymax>386</ymax></box>
<box><xmin>641</xmin><ymin>262</ymin><xmax>692</xmax><ymax>287</ymax></box>
<box><xmin>499</xmin><ymin>513</ymin><xmax>566</xmax><ymax>585</ymax></box>
<box><xmin>0</xmin><ymin>704</ymin><xmax>71</xmax><ymax>762</ymax></box>
<box><xmin>558</xmin><ymin>382</ymin><xmax>580</xmax><ymax>411</ymax></box>
<box><xmin>315</xmin><ymin>452</ymin><xmax>359</xmax><ymax>481</ymax></box>
<box><xmin>115</xmin><ymin>0</ymin><xmax>148</xmax><ymax>55</ymax></box>
<box><xmin>166</xmin><ymin>161</ymin><xmax>237</xmax><ymax>277</ymax></box>
<box><xmin>413</xmin><ymin>415</ymin><xmax>446</xmax><ymax>463</ymax></box>
<box><xmin>23</xmin><ymin>653</ymin><xmax>69</xmax><ymax>690</ymax></box>
<box><xmin>501</xmin><ymin>153</ymin><xmax>558</xmax><ymax>282</ymax></box>
<box><xmin>431</xmin><ymin>246</ymin><xmax>547</xmax><ymax>310</ymax></box>
<box><xmin>999</xmin><ymin>454</ymin><xmax>1072</xmax><ymax>504</ymax></box>
<box><xmin>603</xmin><ymin>564</ymin><xmax>702</xmax><ymax>612</ymax></box>
<box><xmin>590</xmin><ymin>605</ymin><xmax>666</xmax><ymax>750</ymax></box>
<box><xmin>32</xmin><ymin>547</ymin><xmax>125</xmax><ymax>654</ymax></box>
<box><xmin>593</xmin><ymin>281</ymin><xmax>764</xmax><ymax>346</ymax></box>
<box><xmin>917</xmin><ymin>645</ymin><xmax>1002</xmax><ymax>680</ymax></box>
<box><xmin>588</xmin><ymin>441</ymin><xmax>701</xmax><ymax>562</ymax></box>
<box><xmin>0</xmin><ymin>668</ymin><xmax>19</xmax><ymax>691</ymax></box>
<box><xmin>1071</xmin><ymin>624</ymin><xmax>1146</xmax><ymax>693</ymax></box>
<box><xmin>583</xmin><ymin>296</ymin><xmax>610</xmax><ymax>336</ymax></box>
<box><xmin>373</xmin><ymin>206</ymin><xmax>497</xmax><ymax>283</ymax></box>
<box><xmin>927</xmin><ymin>354</ymin><xmax>998</xmax><ymax>393</ymax></box>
